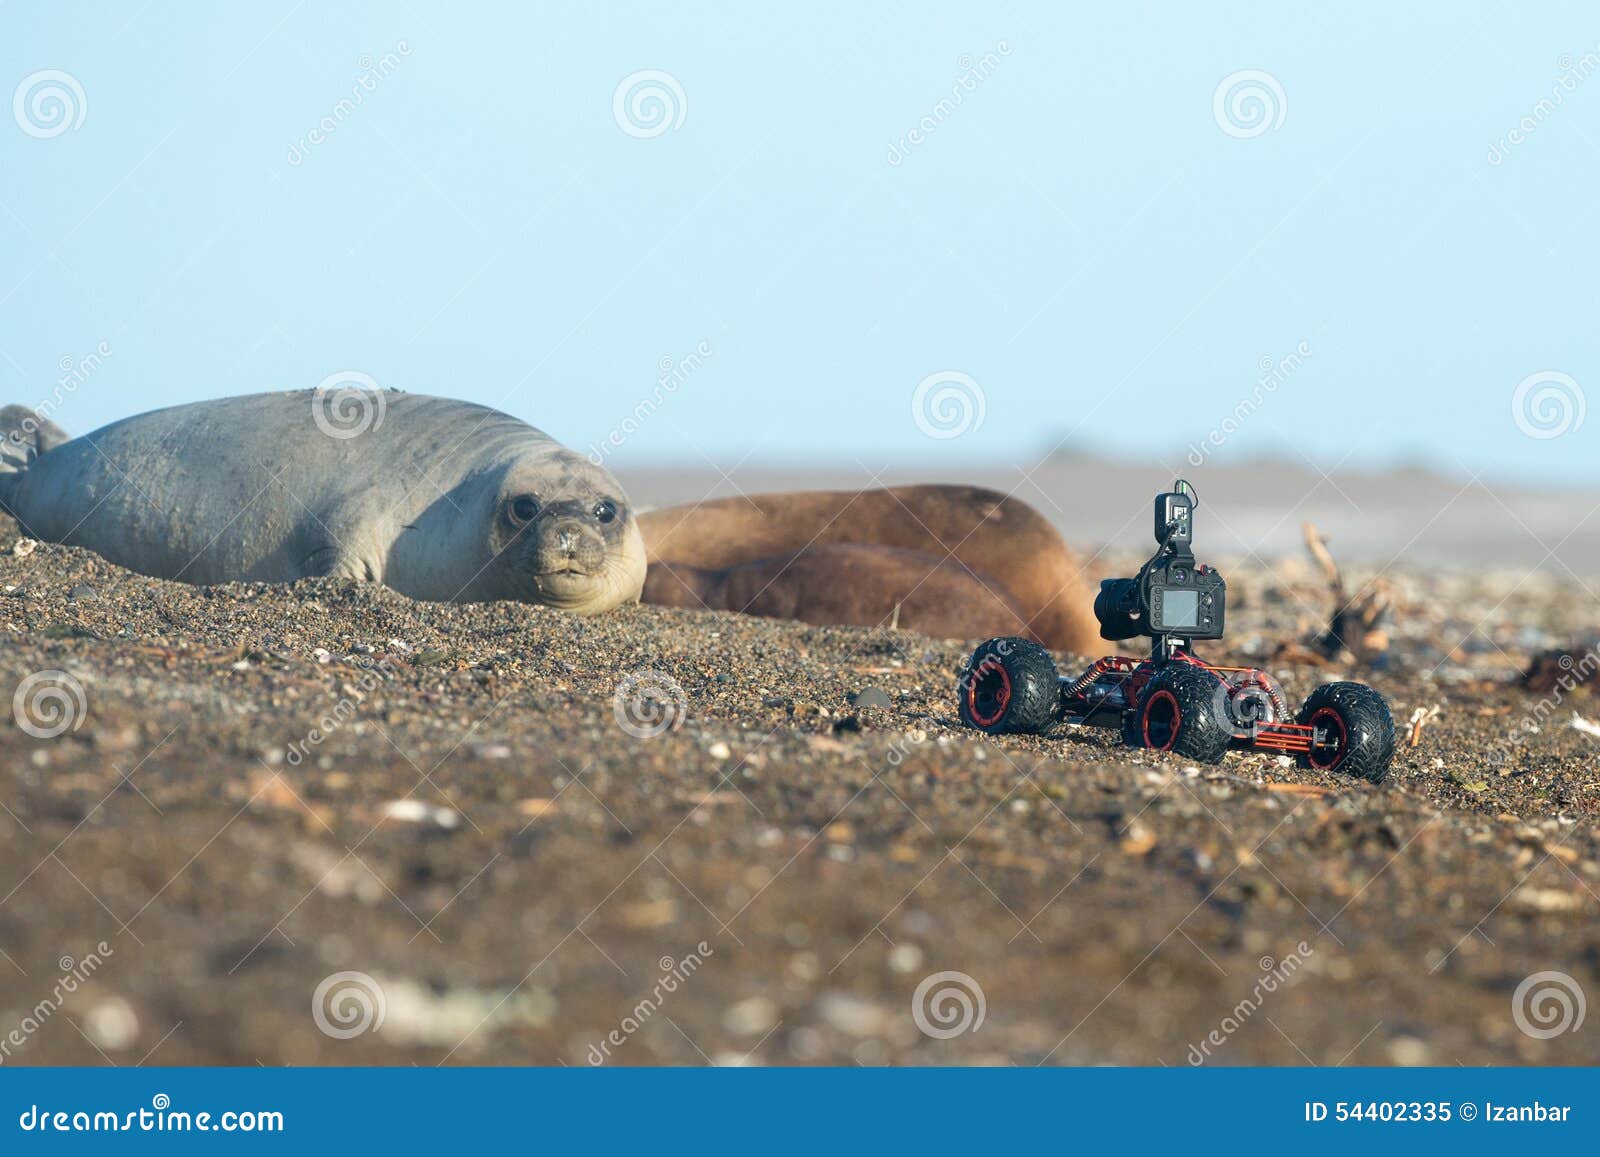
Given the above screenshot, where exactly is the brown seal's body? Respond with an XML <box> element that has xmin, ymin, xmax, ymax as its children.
<box><xmin>638</xmin><ymin>485</ymin><xmax>1100</xmax><ymax>652</ymax></box>
<box><xmin>643</xmin><ymin>544</ymin><xmax>1031</xmax><ymax>640</ymax></box>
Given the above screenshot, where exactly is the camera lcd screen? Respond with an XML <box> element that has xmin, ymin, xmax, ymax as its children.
<box><xmin>1158</xmin><ymin>589</ymin><xmax>1199</xmax><ymax>629</ymax></box>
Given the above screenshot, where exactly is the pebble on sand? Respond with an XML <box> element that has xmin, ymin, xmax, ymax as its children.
<box><xmin>723</xmin><ymin>996</ymin><xmax>779</xmax><ymax>1036</ymax></box>
<box><xmin>850</xmin><ymin>687</ymin><xmax>894</xmax><ymax>711</ymax></box>
<box><xmin>887</xmin><ymin>943</ymin><xmax>925</xmax><ymax>974</ymax></box>
<box><xmin>816</xmin><ymin>991</ymin><xmax>888</xmax><ymax>1038</ymax></box>
<box><xmin>82</xmin><ymin>996</ymin><xmax>139</xmax><ymax>1051</ymax></box>
<box><xmin>379</xmin><ymin>799</ymin><xmax>461</xmax><ymax>829</ymax></box>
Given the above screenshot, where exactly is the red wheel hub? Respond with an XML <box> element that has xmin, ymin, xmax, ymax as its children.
<box><xmin>1142</xmin><ymin>689</ymin><xmax>1181</xmax><ymax>751</ymax></box>
<box><xmin>1308</xmin><ymin>706</ymin><xmax>1348</xmax><ymax>769</ymax></box>
<box><xmin>967</xmin><ymin>659</ymin><xmax>1012</xmax><ymax>727</ymax></box>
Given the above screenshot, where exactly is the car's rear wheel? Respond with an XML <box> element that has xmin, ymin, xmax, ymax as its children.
<box><xmin>958</xmin><ymin>637</ymin><xmax>1059</xmax><ymax>735</ymax></box>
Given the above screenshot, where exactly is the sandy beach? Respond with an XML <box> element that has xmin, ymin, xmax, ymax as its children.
<box><xmin>2</xmin><ymin>488</ymin><xmax>1598</xmax><ymax>1068</ymax></box>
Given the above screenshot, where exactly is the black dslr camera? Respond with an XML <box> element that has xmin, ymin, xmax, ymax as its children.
<box><xmin>1094</xmin><ymin>480</ymin><xmax>1226</xmax><ymax>655</ymax></box>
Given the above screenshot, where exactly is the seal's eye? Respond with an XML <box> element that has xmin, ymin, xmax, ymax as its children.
<box><xmin>593</xmin><ymin>499</ymin><xmax>617</xmax><ymax>525</ymax></box>
<box><xmin>508</xmin><ymin>495</ymin><xmax>540</xmax><ymax>525</ymax></box>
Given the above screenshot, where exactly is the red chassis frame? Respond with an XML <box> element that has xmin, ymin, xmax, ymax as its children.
<box><xmin>970</xmin><ymin>649</ymin><xmax>1324</xmax><ymax>759</ymax></box>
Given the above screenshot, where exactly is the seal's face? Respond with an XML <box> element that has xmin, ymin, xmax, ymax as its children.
<box><xmin>488</xmin><ymin>454</ymin><xmax>647</xmax><ymax>614</ymax></box>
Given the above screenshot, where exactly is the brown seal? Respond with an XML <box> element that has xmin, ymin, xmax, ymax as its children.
<box><xmin>638</xmin><ymin>485</ymin><xmax>1099</xmax><ymax>651</ymax></box>
<box><xmin>643</xmin><ymin>543</ymin><xmax>1031</xmax><ymax>640</ymax></box>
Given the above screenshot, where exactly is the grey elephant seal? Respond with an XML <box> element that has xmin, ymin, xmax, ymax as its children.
<box><xmin>0</xmin><ymin>389</ymin><xmax>647</xmax><ymax>614</ymax></box>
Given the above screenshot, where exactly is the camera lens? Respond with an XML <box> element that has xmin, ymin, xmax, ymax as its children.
<box><xmin>1094</xmin><ymin>578</ymin><xmax>1146</xmax><ymax>641</ymax></box>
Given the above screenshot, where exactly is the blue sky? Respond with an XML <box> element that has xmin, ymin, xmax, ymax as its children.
<box><xmin>2</xmin><ymin>3</ymin><xmax>1596</xmax><ymax>484</ymax></box>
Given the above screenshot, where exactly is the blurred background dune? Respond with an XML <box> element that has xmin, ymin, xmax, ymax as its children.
<box><xmin>621</xmin><ymin>456</ymin><xmax>1600</xmax><ymax>571</ymax></box>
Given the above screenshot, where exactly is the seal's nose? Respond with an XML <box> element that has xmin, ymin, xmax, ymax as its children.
<box><xmin>534</xmin><ymin>501</ymin><xmax>601</xmax><ymax>568</ymax></box>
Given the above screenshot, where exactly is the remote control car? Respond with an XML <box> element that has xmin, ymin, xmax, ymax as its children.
<box><xmin>956</xmin><ymin>480</ymin><xmax>1395</xmax><ymax>782</ymax></box>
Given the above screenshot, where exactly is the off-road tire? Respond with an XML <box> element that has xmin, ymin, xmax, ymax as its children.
<box><xmin>1296</xmin><ymin>681</ymin><xmax>1395</xmax><ymax>784</ymax></box>
<box><xmin>958</xmin><ymin>637</ymin><xmax>1060</xmax><ymax>735</ymax></box>
<box><xmin>1123</xmin><ymin>665</ymin><xmax>1232</xmax><ymax>763</ymax></box>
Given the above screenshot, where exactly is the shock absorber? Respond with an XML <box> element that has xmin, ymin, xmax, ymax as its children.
<box><xmin>1230</xmin><ymin>671</ymin><xmax>1290</xmax><ymax>721</ymax></box>
<box><xmin>1061</xmin><ymin>658</ymin><xmax>1111</xmax><ymax>701</ymax></box>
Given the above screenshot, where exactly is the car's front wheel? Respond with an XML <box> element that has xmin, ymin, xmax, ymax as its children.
<box><xmin>1122</xmin><ymin>665</ymin><xmax>1232</xmax><ymax>763</ymax></box>
<box><xmin>1296</xmin><ymin>682</ymin><xmax>1395</xmax><ymax>783</ymax></box>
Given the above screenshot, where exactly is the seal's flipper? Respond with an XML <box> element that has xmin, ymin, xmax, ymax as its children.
<box><xmin>296</xmin><ymin>545</ymin><xmax>378</xmax><ymax>583</ymax></box>
<box><xmin>0</xmin><ymin>404</ymin><xmax>70</xmax><ymax>515</ymax></box>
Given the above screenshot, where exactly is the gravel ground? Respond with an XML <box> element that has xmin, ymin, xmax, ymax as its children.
<box><xmin>2</xmin><ymin>510</ymin><xmax>1599</xmax><ymax>1067</ymax></box>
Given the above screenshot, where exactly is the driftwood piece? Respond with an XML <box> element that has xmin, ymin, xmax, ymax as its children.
<box><xmin>1302</xmin><ymin>521</ymin><xmax>1391</xmax><ymax>666</ymax></box>
<box><xmin>1407</xmin><ymin>704</ymin><xmax>1440</xmax><ymax>748</ymax></box>
<box><xmin>1521</xmin><ymin>643</ymin><xmax>1600</xmax><ymax>694</ymax></box>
